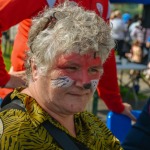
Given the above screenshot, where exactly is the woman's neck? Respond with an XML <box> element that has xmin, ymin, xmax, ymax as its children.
<box><xmin>22</xmin><ymin>87</ymin><xmax>76</xmax><ymax>137</ymax></box>
<box><xmin>46</xmin><ymin>109</ymin><xmax>76</xmax><ymax>137</ymax></box>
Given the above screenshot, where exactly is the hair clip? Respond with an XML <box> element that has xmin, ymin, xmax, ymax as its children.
<box><xmin>43</xmin><ymin>12</ymin><xmax>57</xmax><ymax>30</ymax></box>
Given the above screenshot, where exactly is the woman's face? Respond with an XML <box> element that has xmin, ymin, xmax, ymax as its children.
<box><xmin>32</xmin><ymin>52</ymin><xmax>103</xmax><ymax>115</ymax></box>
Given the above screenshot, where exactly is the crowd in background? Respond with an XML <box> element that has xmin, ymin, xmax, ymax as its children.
<box><xmin>110</xmin><ymin>9</ymin><xmax>150</xmax><ymax>79</ymax></box>
<box><xmin>2</xmin><ymin>9</ymin><xmax>150</xmax><ymax>80</ymax></box>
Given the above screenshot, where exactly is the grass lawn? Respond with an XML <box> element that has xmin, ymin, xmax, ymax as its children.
<box><xmin>2</xmin><ymin>42</ymin><xmax>12</xmax><ymax>71</ymax></box>
<box><xmin>3</xmin><ymin>53</ymin><xmax>11</xmax><ymax>71</ymax></box>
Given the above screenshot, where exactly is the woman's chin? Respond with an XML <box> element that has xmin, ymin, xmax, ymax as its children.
<box><xmin>69</xmin><ymin>105</ymin><xmax>86</xmax><ymax>113</ymax></box>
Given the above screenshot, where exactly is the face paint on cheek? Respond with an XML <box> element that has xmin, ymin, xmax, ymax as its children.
<box><xmin>91</xmin><ymin>79</ymin><xmax>99</xmax><ymax>93</ymax></box>
<box><xmin>50</xmin><ymin>76</ymin><xmax>74</xmax><ymax>88</ymax></box>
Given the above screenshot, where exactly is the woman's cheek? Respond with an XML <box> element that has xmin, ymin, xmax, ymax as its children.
<box><xmin>91</xmin><ymin>79</ymin><xmax>99</xmax><ymax>93</ymax></box>
<box><xmin>50</xmin><ymin>76</ymin><xmax>74</xmax><ymax>88</ymax></box>
<box><xmin>50</xmin><ymin>75</ymin><xmax>99</xmax><ymax>94</ymax></box>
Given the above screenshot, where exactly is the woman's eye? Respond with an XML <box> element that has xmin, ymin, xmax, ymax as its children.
<box><xmin>66</xmin><ymin>66</ymin><xmax>78</xmax><ymax>71</ymax></box>
<box><xmin>89</xmin><ymin>68</ymin><xmax>102</xmax><ymax>73</ymax></box>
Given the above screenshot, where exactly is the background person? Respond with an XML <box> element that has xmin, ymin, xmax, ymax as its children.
<box><xmin>0</xmin><ymin>2</ymin><xmax>123</xmax><ymax>149</ymax></box>
<box><xmin>110</xmin><ymin>10</ymin><xmax>126</xmax><ymax>59</ymax></box>
<box><xmin>0</xmin><ymin>0</ymin><xmax>48</xmax><ymax>89</ymax></box>
<box><xmin>0</xmin><ymin>0</ymin><xmax>135</xmax><ymax>120</ymax></box>
<box><xmin>122</xmin><ymin>97</ymin><xmax>150</xmax><ymax>150</ymax></box>
<box><xmin>125</xmin><ymin>40</ymin><xmax>143</xmax><ymax>64</ymax></box>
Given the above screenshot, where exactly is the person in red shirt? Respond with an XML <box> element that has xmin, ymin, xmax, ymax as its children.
<box><xmin>0</xmin><ymin>0</ymin><xmax>135</xmax><ymax>120</ymax></box>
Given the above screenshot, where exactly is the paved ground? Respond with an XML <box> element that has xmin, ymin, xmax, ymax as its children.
<box><xmin>96</xmin><ymin>97</ymin><xmax>148</xmax><ymax>123</ymax></box>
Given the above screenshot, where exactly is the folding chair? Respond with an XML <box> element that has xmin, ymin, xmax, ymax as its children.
<box><xmin>106</xmin><ymin>110</ymin><xmax>141</xmax><ymax>143</ymax></box>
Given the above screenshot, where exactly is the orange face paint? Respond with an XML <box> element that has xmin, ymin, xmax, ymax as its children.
<box><xmin>51</xmin><ymin>52</ymin><xmax>103</xmax><ymax>92</ymax></box>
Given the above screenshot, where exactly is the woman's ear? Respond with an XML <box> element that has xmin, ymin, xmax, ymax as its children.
<box><xmin>31</xmin><ymin>60</ymin><xmax>38</xmax><ymax>81</ymax></box>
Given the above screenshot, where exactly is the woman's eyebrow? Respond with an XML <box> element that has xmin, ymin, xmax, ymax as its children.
<box><xmin>92</xmin><ymin>65</ymin><xmax>103</xmax><ymax>68</ymax></box>
<box><xmin>64</xmin><ymin>61</ymin><xmax>80</xmax><ymax>66</ymax></box>
<box><xmin>91</xmin><ymin>65</ymin><xmax>103</xmax><ymax>71</ymax></box>
<box><xmin>58</xmin><ymin>61</ymin><xmax>80</xmax><ymax>67</ymax></box>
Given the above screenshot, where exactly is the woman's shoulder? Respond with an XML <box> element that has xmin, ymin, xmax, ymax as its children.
<box><xmin>75</xmin><ymin>111</ymin><xmax>123</xmax><ymax>150</ymax></box>
<box><xmin>0</xmin><ymin>108</ymin><xmax>29</xmax><ymax>141</ymax></box>
<box><xmin>76</xmin><ymin>111</ymin><xmax>106</xmax><ymax>127</ymax></box>
<box><xmin>0</xmin><ymin>106</ymin><xmax>28</xmax><ymax>127</ymax></box>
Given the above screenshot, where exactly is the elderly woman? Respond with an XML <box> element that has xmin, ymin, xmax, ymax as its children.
<box><xmin>0</xmin><ymin>1</ymin><xmax>123</xmax><ymax>150</ymax></box>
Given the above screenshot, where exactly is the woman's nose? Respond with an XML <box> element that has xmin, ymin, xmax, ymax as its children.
<box><xmin>75</xmin><ymin>70</ymin><xmax>91</xmax><ymax>88</ymax></box>
<box><xmin>78</xmin><ymin>70</ymin><xmax>90</xmax><ymax>82</ymax></box>
<box><xmin>83</xmin><ymin>83</ymin><xmax>91</xmax><ymax>89</ymax></box>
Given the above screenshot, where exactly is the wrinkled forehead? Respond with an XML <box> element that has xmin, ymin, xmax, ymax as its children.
<box><xmin>56</xmin><ymin>52</ymin><xmax>102</xmax><ymax>66</ymax></box>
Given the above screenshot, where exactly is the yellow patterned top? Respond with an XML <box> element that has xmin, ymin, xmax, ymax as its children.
<box><xmin>0</xmin><ymin>88</ymin><xmax>123</xmax><ymax>150</ymax></box>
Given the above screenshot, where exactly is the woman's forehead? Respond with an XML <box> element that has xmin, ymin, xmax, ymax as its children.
<box><xmin>56</xmin><ymin>52</ymin><xmax>101</xmax><ymax>64</ymax></box>
<box><xmin>56</xmin><ymin>52</ymin><xmax>102</xmax><ymax>66</ymax></box>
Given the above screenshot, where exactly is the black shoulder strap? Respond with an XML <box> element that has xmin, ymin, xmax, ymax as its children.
<box><xmin>1</xmin><ymin>92</ymin><xmax>13</xmax><ymax>108</ymax></box>
<box><xmin>0</xmin><ymin>99</ymin><xmax>25</xmax><ymax>112</ymax></box>
<box><xmin>1</xmin><ymin>93</ymin><xmax>86</xmax><ymax>150</ymax></box>
<box><xmin>0</xmin><ymin>91</ymin><xmax>25</xmax><ymax>112</ymax></box>
<box><xmin>42</xmin><ymin>120</ymin><xmax>80</xmax><ymax>150</ymax></box>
